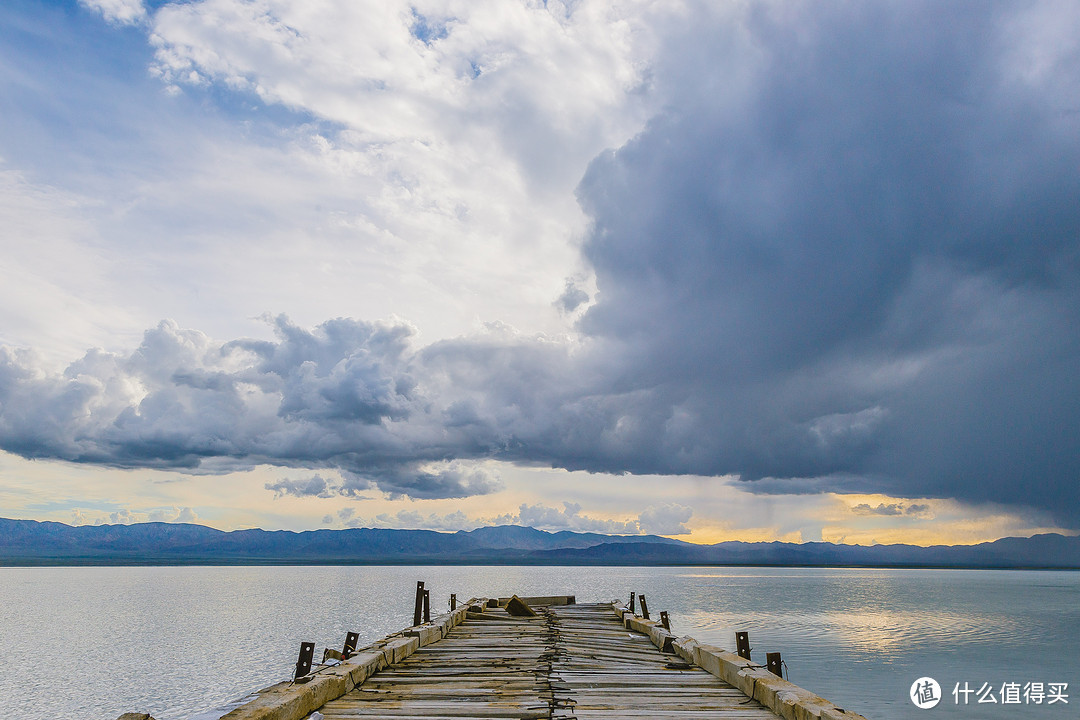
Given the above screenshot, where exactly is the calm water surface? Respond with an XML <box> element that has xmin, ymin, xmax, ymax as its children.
<box><xmin>1</xmin><ymin>566</ymin><xmax>1077</xmax><ymax>720</ymax></box>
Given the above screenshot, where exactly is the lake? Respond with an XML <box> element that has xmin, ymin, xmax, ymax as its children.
<box><xmin>1</xmin><ymin>565</ymin><xmax>1077</xmax><ymax>719</ymax></box>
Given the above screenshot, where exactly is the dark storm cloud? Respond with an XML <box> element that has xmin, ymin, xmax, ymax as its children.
<box><xmin>2</xmin><ymin>1</ymin><xmax>1079</xmax><ymax>523</ymax></box>
<box><xmin>568</xmin><ymin>0</ymin><xmax>1080</xmax><ymax>521</ymax></box>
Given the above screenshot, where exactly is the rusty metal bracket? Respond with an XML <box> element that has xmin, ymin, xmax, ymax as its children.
<box><xmin>343</xmin><ymin>631</ymin><xmax>359</xmax><ymax>659</ymax></box>
<box><xmin>294</xmin><ymin>641</ymin><xmax>315</xmax><ymax>679</ymax></box>
<box><xmin>736</xmin><ymin>631</ymin><xmax>751</xmax><ymax>660</ymax></box>
<box><xmin>766</xmin><ymin>652</ymin><xmax>783</xmax><ymax>677</ymax></box>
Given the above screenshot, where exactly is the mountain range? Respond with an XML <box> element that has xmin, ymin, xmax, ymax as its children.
<box><xmin>2</xmin><ymin>517</ymin><xmax>1078</xmax><ymax>568</ymax></box>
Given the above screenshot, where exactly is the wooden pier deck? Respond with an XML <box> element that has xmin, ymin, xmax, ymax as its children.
<box><xmin>319</xmin><ymin>602</ymin><xmax>778</xmax><ymax>719</ymax></box>
<box><xmin>214</xmin><ymin>594</ymin><xmax>869</xmax><ymax>720</ymax></box>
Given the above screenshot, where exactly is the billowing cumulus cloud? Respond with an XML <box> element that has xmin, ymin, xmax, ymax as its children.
<box><xmin>0</xmin><ymin>315</ymin><xmax>508</xmax><ymax>499</ymax></box>
<box><xmin>505</xmin><ymin>502</ymin><xmax>640</xmax><ymax>535</ymax></box>
<box><xmin>346</xmin><ymin>509</ymin><xmax>475</xmax><ymax>532</ymax></box>
<box><xmin>637</xmin><ymin>503</ymin><xmax>693</xmax><ymax>535</ymax></box>
<box><xmin>148</xmin><ymin>506</ymin><xmax>199</xmax><ymax>523</ymax></box>
<box><xmin>0</xmin><ymin>314</ymin><xmax>520</xmax><ymax>499</ymax></box>
<box><xmin>109</xmin><ymin>508</ymin><xmax>135</xmax><ymax>525</ymax></box>
<box><xmin>333</xmin><ymin>502</ymin><xmax>691</xmax><ymax>534</ymax></box>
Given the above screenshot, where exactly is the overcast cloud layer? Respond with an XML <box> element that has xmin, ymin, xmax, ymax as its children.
<box><xmin>1</xmin><ymin>1</ymin><xmax>1079</xmax><ymax>527</ymax></box>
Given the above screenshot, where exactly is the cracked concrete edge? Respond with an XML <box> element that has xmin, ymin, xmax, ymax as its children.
<box><xmin>610</xmin><ymin>602</ymin><xmax>871</xmax><ymax>720</ymax></box>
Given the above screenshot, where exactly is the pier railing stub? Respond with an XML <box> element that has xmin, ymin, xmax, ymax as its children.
<box><xmin>610</xmin><ymin>601</ymin><xmax>871</xmax><ymax>720</ymax></box>
<box><xmin>219</xmin><ymin>597</ymin><xmax>485</xmax><ymax>720</ymax></box>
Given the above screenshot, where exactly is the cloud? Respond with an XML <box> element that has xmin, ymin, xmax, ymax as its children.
<box><xmin>486</xmin><ymin>501</ymin><xmax>690</xmax><ymax>535</ymax></box>
<box><xmin>346</xmin><ymin>509</ymin><xmax>475</xmax><ymax>532</ymax></box>
<box><xmin>0</xmin><ymin>0</ymin><xmax>666</xmax><ymax>372</ymax></box>
<box><xmin>555</xmin><ymin>281</ymin><xmax>590</xmax><ymax>314</ymax></box>
<box><xmin>265</xmin><ymin>475</ymin><xmax>336</xmax><ymax>499</ymax></box>
<box><xmin>509</xmin><ymin>502</ymin><xmax>640</xmax><ymax>534</ymax></box>
<box><xmin>567</xmin><ymin>0</ymin><xmax>1080</xmax><ymax>522</ymax></box>
<box><xmin>359</xmin><ymin>463</ymin><xmax>503</xmax><ymax>500</ymax></box>
<box><xmin>0</xmin><ymin>315</ymin><xmax>511</xmax><ymax>499</ymax></box>
<box><xmin>905</xmin><ymin>504</ymin><xmax>933</xmax><ymax>519</ymax></box>
<box><xmin>127</xmin><ymin>0</ymin><xmax>670</xmax><ymax>352</ymax></box>
<box><xmin>637</xmin><ymin>503</ymin><xmax>693</xmax><ymax>535</ymax></box>
<box><xmin>109</xmin><ymin>508</ymin><xmax>135</xmax><ymax>524</ymax></box>
<box><xmin>323</xmin><ymin>499</ymin><xmax>691</xmax><ymax>535</ymax></box>
<box><xmin>852</xmin><ymin>503</ymin><xmax>905</xmax><ymax>517</ymax></box>
<box><xmin>3</xmin><ymin>0</ymin><xmax>1080</xmax><ymax>529</ymax></box>
<box><xmin>79</xmin><ymin>0</ymin><xmax>146</xmax><ymax>25</ymax></box>
<box><xmin>147</xmin><ymin>0</ymin><xmax>659</xmax><ymax>188</ymax></box>
<box><xmin>148</xmin><ymin>506</ymin><xmax>199</xmax><ymax>522</ymax></box>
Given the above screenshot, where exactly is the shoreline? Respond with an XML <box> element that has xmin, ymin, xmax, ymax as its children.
<box><xmin>3</xmin><ymin>558</ymin><xmax>1079</xmax><ymax>569</ymax></box>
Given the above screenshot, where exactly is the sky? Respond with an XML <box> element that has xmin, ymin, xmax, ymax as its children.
<box><xmin>1</xmin><ymin>0</ymin><xmax>1078</xmax><ymax>545</ymax></box>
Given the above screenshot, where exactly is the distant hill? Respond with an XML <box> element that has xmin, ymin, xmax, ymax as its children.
<box><xmin>1</xmin><ymin>517</ymin><xmax>1077</xmax><ymax>567</ymax></box>
<box><xmin>0</xmin><ymin>518</ymin><xmax>683</xmax><ymax>565</ymax></box>
<box><xmin>528</xmin><ymin>534</ymin><xmax>1080</xmax><ymax>568</ymax></box>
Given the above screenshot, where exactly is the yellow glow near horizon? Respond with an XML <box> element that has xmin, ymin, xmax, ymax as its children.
<box><xmin>1</xmin><ymin>453</ymin><xmax>1072</xmax><ymax>547</ymax></box>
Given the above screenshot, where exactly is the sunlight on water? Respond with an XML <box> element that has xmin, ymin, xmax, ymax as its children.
<box><xmin>1</xmin><ymin>566</ymin><xmax>1077</xmax><ymax>720</ymax></box>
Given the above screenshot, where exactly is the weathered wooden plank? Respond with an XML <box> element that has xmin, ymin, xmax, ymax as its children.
<box><xmin>318</xmin><ymin>602</ymin><xmax>781</xmax><ymax>720</ymax></box>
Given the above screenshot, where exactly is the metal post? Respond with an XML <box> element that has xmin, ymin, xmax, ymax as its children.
<box><xmin>639</xmin><ymin>594</ymin><xmax>650</xmax><ymax>620</ymax></box>
<box><xmin>343</xmin><ymin>631</ymin><xmax>359</xmax><ymax>660</ymax></box>
<box><xmin>629</xmin><ymin>592</ymin><xmax>636</xmax><ymax>613</ymax></box>
<box><xmin>736</xmin><ymin>631</ymin><xmax>751</xmax><ymax>660</ymax></box>
<box><xmin>450</xmin><ymin>593</ymin><xmax>457</xmax><ymax>611</ymax></box>
<box><xmin>766</xmin><ymin>652</ymin><xmax>783</xmax><ymax>677</ymax></box>
<box><xmin>660</xmin><ymin>611</ymin><xmax>670</xmax><ymax>631</ymax></box>
<box><xmin>413</xmin><ymin>581</ymin><xmax>425</xmax><ymax>627</ymax></box>
<box><xmin>423</xmin><ymin>589</ymin><xmax>431</xmax><ymax>623</ymax></box>
<box><xmin>294</xmin><ymin>641</ymin><xmax>315</xmax><ymax>679</ymax></box>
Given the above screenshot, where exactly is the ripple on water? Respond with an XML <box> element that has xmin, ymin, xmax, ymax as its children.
<box><xmin>1</xmin><ymin>566</ymin><xmax>1077</xmax><ymax>720</ymax></box>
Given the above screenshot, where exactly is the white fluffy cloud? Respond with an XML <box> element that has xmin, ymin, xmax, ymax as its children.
<box><xmin>140</xmin><ymin>0</ymin><xmax>671</xmax><ymax>346</ymax></box>
<box><xmin>507</xmin><ymin>502</ymin><xmax>639</xmax><ymax>534</ymax></box>
<box><xmin>336</xmin><ymin>500</ymin><xmax>692</xmax><ymax>535</ymax></box>
<box><xmin>79</xmin><ymin>0</ymin><xmax>146</xmax><ymax>25</ymax></box>
<box><xmin>109</xmin><ymin>508</ymin><xmax>135</xmax><ymax>524</ymax></box>
<box><xmin>637</xmin><ymin>503</ymin><xmax>692</xmax><ymax>535</ymax></box>
<box><xmin>346</xmin><ymin>509</ymin><xmax>475</xmax><ymax>531</ymax></box>
<box><xmin>148</xmin><ymin>506</ymin><xmax>199</xmax><ymax>523</ymax></box>
<box><xmin>486</xmin><ymin>501</ymin><xmax>692</xmax><ymax>535</ymax></box>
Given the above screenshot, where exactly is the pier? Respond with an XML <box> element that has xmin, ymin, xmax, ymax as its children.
<box><xmin>167</xmin><ymin>592</ymin><xmax>871</xmax><ymax>720</ymax></box>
